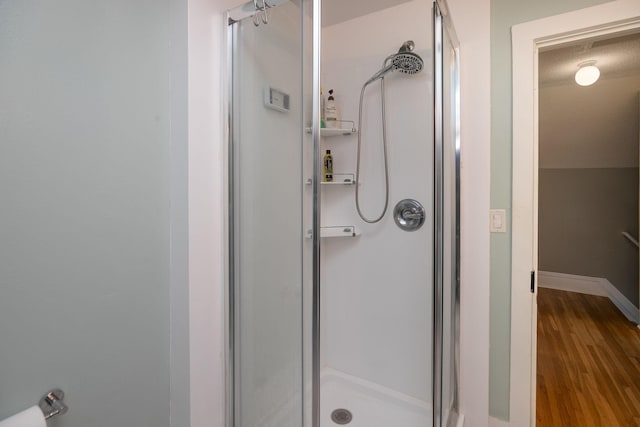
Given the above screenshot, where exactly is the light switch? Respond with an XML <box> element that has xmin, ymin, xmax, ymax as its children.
<box><xmin>490</xmin><ymin>209</ymin><xmax>507</xmax><ymax>233</ymax></box>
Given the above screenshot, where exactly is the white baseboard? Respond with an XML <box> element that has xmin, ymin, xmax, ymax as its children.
<box><xmin>537</xmin><ymin>271</ymin><xmax>606</xmax><ymax>296</ymax></box>
<box><xmin>538</xmin><ymin>271</ymin><xmax>639</xmax><ymax>324</ymax></box>
<box><xmin>602</xmin><ymin>277</ymin><xmax>639</xmax><ymax>325</ymax></box>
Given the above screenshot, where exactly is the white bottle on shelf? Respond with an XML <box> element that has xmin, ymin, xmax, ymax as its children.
<box><xmin>325</xmin><ymin>89</ymin><xmax>338</xmax><ymax>128</ymax></box>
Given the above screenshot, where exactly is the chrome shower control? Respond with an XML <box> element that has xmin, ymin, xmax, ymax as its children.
<box><xmin>393</xmin><ymin>199</ymin><xmax>425</xmax><ymax>231</ymax></box>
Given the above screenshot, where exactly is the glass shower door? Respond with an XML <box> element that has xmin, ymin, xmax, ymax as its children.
<box><xmin>228</xmin><ymin>2</ymin><xmax>309</xmax><ymax>426</ymax></box>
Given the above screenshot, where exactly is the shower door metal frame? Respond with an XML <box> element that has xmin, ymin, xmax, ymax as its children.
<box><xmin>434</xmin><ymin>5</ymin><xmax>444</xmax><ymax>423</ymax></box>
<box><xmin>225</xmin><ymin>16</ymin><xmax>237</xmax><ymax>427</ymax></box>
<box><xmin>434</xmin><ymin>1</ymin><xmax>461</xmax><ymax>426</ymax></box>
<box><xmin>311</xmin><ymin>1</ymin><xmax>322</xmax><ymax>427</ymax></box>
<box><xmin>224</xmin><ymin>2</ymin><xmax>316</xmax><ymax>426</ymax></box>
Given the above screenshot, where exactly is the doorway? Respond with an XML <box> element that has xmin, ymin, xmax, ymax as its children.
<box><xmin>511</xmin><ymin>1</ymin><xmax>640</xmax><ymax>425</ymax></box>
<box><xmin>536</xmin><ymin>30</ymin><xmax>640</xmax><ymax>425</ymax></box>
<box><xmin>537</xmin><ymin>33</ymin><xmax>640</xmax><ymax>319</ymax></box>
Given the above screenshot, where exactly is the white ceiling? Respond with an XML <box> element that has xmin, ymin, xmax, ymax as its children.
<box><xmin>322</xmin><ymin>0</ymin><xmax>413</xmax><ymax>27</ymax></box>
<box><xmin>539</xmin><ymin>31</ymin><xmax>640</xmax><ymax>169</ymax></box>
<box><xmin>539</xmin><ymin>31</ymin><xmax>640</xmax><ymax>86</ymax></box>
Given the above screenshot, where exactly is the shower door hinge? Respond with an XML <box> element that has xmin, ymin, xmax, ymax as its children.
<box><xmin>530</xmin><ymin>270</ymin><xmax>535</xmax><ymax>293</ymax></box>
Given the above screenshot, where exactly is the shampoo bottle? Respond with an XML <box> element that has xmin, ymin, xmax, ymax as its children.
<box><xmin>325</xmin><ymin>89</ymin><xmax>338</xmax><ymax>128</ymax></box>
<box><xmin>323</xmin><ymin>150</ymin><xmax>333</xmax><ymax>182</ymax></box>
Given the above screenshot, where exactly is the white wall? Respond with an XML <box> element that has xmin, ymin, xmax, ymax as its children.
<box><xmin>446</xmin><ymin>0</ymin><xmax>491</xmax><ymax>425</ymax></box>
<box><xmin>187</xmin><ymin>1</ymin><xmax>236</xmax><ymax>426</ymax></box>
<box><xmin>321</xmin><ymin>0</ymin><xmax>434</xmax><ymax>401</ymax></box>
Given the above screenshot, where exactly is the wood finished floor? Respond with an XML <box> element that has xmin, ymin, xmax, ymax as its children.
<box><xmin>537</xmin><ymin>288</ymin><xmax>640</xmax><ymax>427</ymax></box>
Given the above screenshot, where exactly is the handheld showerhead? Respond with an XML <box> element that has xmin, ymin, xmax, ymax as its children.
<box><xmin>391</xmin><ymin>41</ymin><xmax>423</xmax><ymax>75</ymax></box>
<box><xmin>364</xmin><ymin>41</ymin><xmax>424</xmax><ymax>84</ymax></box>
<box><xmin>392</xmin><ymin>52</ymin><xmax>423</xmax><ymax>75</ymax></box>
<box><xmin>355</xmin><ymin>41</ymin><xmax>425</xmax><ymax>224</ymax></box>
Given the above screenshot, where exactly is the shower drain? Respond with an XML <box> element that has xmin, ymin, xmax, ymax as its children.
<box><xmin>331</xmin><ymin>408</ymin><xmax>353</xmax><ymax>425</ymax></box>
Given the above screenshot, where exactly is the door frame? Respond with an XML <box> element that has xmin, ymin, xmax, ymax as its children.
<box><xmin>510</xmin><ymin>1</ymin><xmax>640</xmax><ymax>425</ymax></box>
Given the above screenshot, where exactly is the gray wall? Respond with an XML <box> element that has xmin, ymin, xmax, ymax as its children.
<box><xmin>0</xmin><ymin>1</ymin><xmax>184</xmax><ymax>426</ymax></box>
<box><xmin>539</xmin><ymin>168</ymin><xmax>639</xmax><ymax>303</ymax></box>
<box><xmin>489</xmin><ymin>0</ymin><xmax>615</xmax><ymax>420</ymax></box>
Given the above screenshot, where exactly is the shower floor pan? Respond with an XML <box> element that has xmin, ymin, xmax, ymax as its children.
<box><xmin>320</xmin><ymin>368</ymin><xmax>431</xmax><ymax>427</ymax></box>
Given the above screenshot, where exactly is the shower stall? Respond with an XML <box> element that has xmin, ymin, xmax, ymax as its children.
<box><xmin>226</xmin><ymin>0</ymin><xmax>460</xmax><ymax>426</ymax></box>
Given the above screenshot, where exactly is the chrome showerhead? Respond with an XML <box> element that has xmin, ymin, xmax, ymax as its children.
<box><xmin>365</xmin><ymin>41</ymin><xmax>424</xmax><ymax>84</ymax></box>
<box><xmin>392</xmin><ymin>40</ymin><xmax>423</xmax><ymax>74</ymax></box>
<box><xmin>392</xmin><ymin>52</ymin><xmax>423</xmax><ymax>75</ymax></box>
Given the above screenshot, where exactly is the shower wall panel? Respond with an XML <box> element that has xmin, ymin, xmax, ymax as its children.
<box><xmin>320</xmin><ymin>0</ymin><xmax>434</xmax><ymax>402</ymax></box>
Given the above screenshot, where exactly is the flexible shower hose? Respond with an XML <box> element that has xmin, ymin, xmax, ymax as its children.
<box><xmin>355</xmin><ymin>75</ymin><xmax>390</xmax><ymax>224</ymax></box>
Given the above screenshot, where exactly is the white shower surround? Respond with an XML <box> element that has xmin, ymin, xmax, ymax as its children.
<box><xmin>321</xmin><ymin>0</ymin><xmax>434</xmax><ymax>403</ymax></box>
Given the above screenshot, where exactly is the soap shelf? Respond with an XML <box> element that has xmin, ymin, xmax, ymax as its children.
<box><xmin>305</xmin><ymin>173</ymin><xmax>356</xmax><ymax>186</ymax></box>
<box><xmin>306</xmin><ymin>226</ymin><xmax>359</xmax><ymax>239</ymax></box>
<box><xmin>305</xmin><ymin>120</ymin><xmax>357</xmax><ymax>136</ymax></box>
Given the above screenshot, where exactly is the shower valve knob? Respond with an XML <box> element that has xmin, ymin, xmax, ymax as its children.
<box><xmin>393</xmin><ymin>199</ymin><xmax>425</xmax><ymax>231</ymax></box>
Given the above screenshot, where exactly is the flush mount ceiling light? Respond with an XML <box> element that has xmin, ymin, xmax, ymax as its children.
<box><xmin>575</xmin><ymin>61</ymin><xmax>600</xmax><ymax>86</ymax></box>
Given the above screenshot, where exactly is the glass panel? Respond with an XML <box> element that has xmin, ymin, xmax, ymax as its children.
<box><xmin>230</xmin><ymin>3</ymin><xmax>306</xmax><ymax>426</ymax></box>
<box><xmin>441</xmin><ymin>18</ymin><xmax>460</xmax><ymax>427</ymax></box>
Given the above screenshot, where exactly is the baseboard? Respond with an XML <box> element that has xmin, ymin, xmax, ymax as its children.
<box><xmin>489</xmin><ymin>415</ymin><xmax>510</xmax><ymax>427</ymax></box>
<box><xmin>538</xmin><ymin>271</ymin><xmax>639</xmax><ymax>324</ymax></box>
<box><xmin>601</xmin><ymin>277</ymin><xmax>639</xmax><ymax>324</ymax></box>
<box><xmin>537</xmin><ymin>271</ymin><xmax>606</xmax><ymax>296</ymax></box>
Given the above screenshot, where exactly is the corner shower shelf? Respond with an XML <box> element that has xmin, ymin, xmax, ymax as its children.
<box><xmin>321</xmin><ymin>127</ymin><xmax>357</xmax><ymax>136</ymax></box>
<box><xmin>305</xmin><ymin>226</ymin><xmax>359</xmax><ymax>239</ymax></box>
<box><xmin>305</xmin><ymin>120</ymin><xmax>357</xmax><ymax>136</ymax></box>
<box><xmin>305</xmin><ymin>173</ymin><xmax>356</xmax><ymax>186</ymax></box>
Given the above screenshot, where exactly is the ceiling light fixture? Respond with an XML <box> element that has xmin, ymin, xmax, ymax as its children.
<box><xmin>575</xmin><ymin>61</ymin><xmax>600</xmax><ymax>86</ymax></box>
